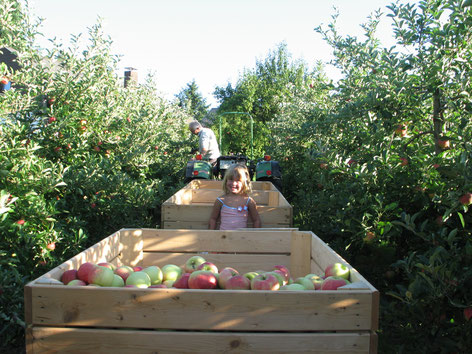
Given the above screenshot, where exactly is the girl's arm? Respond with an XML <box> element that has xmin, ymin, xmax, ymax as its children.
<box><xmin>248</xmin><ymin>197</ymin><xmax>261</xmax><ymax>228</ymax></box>
<box><xmin>209</xmin><ymin>198</ymin><xmax>222</xmax><ymax>229</ymax></box>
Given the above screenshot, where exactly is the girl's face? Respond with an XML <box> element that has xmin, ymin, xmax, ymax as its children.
<box><xmin>226</xmin><ymin>173</ymin><xmax>246</xmax><ymax>194</ymax></box>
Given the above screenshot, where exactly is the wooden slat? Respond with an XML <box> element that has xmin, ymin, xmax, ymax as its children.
<box><xmin>190</xmin><ymin>189</ymin><xmax>273</xmax><ymax>206</ymax></box>
<box><xmin>30</xmin><ymin>327</ymin><xmax>373</xmax><ymax>353</ymax></box>
<box><xmin>310</xmin><ymin>259</ymin><xmax>324</xmax><ymax>276</ymax></box>
<box><xmin>162</xmin><ymin>220</ymin><xmax>292</xmax><ymax>229</ymax></box>
<box><xmin>28</xmin><ymin>287</ymin><xmax>376</xmax><ymax>331</ymax></box>
<box><xmin>142</xmin><ymin>229</ymin><xmax>292</xmax><ymax>253</ymax></box>
<box><xmin>290</xmin><ymin>231</ymin><xmax>312</xmax><ymax>278</ymax></box>
<box><xmin>142</xmin><ymin>252</ymin><xmax>291</xmax><ymax>274</ymax></box>
<box><xmin>186</xmin><ymin>180</ymin><xmax>276</xmax><ymax>191</ymax></box>
<box><xmin>119</xmin><ymin>229</ymin><xmax>144</xmax><ymax>267</ymax></box>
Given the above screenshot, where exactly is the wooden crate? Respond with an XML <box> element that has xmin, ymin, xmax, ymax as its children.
<box><xmin>25</xmin><ymin>228</ymin><xmax>379</xmax><ymax>353</ymax></box>
<box><xmin>161</xmin><ymin>180</ymin><xmax>292</xmax><ymax>229</ymax></box>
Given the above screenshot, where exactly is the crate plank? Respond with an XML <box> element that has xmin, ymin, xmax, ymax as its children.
<box><xmin>163</xmin><ymin>220</ymin><xmax>290</xmax><ymax>229</ymax></box>
<box><xmin>119</xmin><ymin>229</ymin><xmax>144</xmax><ymax>267</ymax></box>
<box><xmin>30</xmin><ymin>327</ymin><xmax>373</xmax><ymax>353</ymax></box>
<box><xmin>142</xmin><ymin>229</ymin><xmax>291</xmax><ymax>253</ymax></box>
<box><xmin>290</xmin><ymin>231</ymin><xmax>313</xmax><ymax>278</ymax></box>
<box><xmin>142</xmin><ymin>252</ymin><xmax>291</xmax><ymax>274</ymax></box>
<box><xmin>29</xmin><ymin>287</ymin><xmax>375</xmax><ymax>331</ymax></box>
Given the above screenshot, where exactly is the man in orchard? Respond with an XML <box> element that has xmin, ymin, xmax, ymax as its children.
<box><xmin>189</xmin><ymin>120</ymin><xmax>221</xmax><ymax>165</ymax></box>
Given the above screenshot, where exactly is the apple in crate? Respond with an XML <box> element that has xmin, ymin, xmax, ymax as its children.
<box><xmin>324</xmin><ymin>263</ymin><xmax>350</xmax><ymax>280</ymax></box>
<box><xmin>89</xmin><ymin>265</ymin><xmax>115</xmax><ymax>287</ymax></box>
<box><xmin>143</xmin><ymin>266</ymin><xmax>163</xmax><ymax>285</ymax></box>
<box><xmin>304</xmin><ymin>274</ymin><xmax>324</xmax><ymax>290</ymax></box>
<box><xmin>265</xmin><ymin>271</ymin><xmax>286</xmax><ymax>287</ymax></box>
<box><xmin>280</xmin><ymin>283</ymin><xmax>305</xmax><ymax>291</ymax></box>
<box><xmin>294</xmin><ymin>277</ymin><xmax>315</xmax><ymax>290</ymax></box>
<box><xmin>218</xmin><ymin>267</ymin><xmax>239</xmax><ymax>289</ymax></box>
<box><xmin>251</xmin><ymin>273</ymin><xmax>280</xmax><ymax>290</ymax></box>
<box><xmin>225</xmin><ymin>275</ymin><xmax>251</xmax><ymax>290</ymax></box>
<box><xmin>114</xmin><ymin>265</ymin><xmax>134</xmax><ymax>281</ymax></box>
<box><xmin>273</xmin><ymin>265</ymin><xmax>290</xmax><ymax>283</ymax></box>
<box><xmin>188</xmin><ymin>270</ymin><xmax>218</xmax><ymax>289</ymax></box>
<box><xmin>111</xmin><ymin>274</ymin><xmax>125</xmax><ymax>287</ymax></box>
<box><xmin>162</xmin><ymin>264</ymin><xmax>183</xmax><ymax>282</ymax></box>
<box><xmin>197</xmin><ymin>261</ymin><xmax>218</xmax><ymax>274</ymax></box>
<box><xmin>133</xmin><ymin>266</ymin><xmax>143</xmax><ymax>272</ymax></box>
<box><xmin>61</xmin><ymin>269</ymin><xmax>78</xmax><ymax>285</ymax></box>
<box><xmin>184</xmin><ymin>255</ymin><xmax>206</xmax><ymax>273</ymax></box>
<box><xmin>149</xmin><ymin>284</ymin><xmax>168</xmax><ymax>289</ymax></box>
<box><xmin>321</xmin><ymin>276</ymin><xmax>350</xmax><ymax>290</ymax></box>
<box><xmin>126</xmin><ymin>271</ymin><xmax>151</xmax><ymax>288</ymax></box>
<box><xmin>77</xmin><ymin>262</ymin><xmax>97</xmax><ymax>283</ymax></box>
<box><xmin>67</xmin><ymin>279</ymin><xmax>87</xmax><ymax>286</ymax></box>
<box><xmin>173</xmin><ymin>273</ymin><xmax>191</xmax><ymax>289</ymax></box>
<box><xmin>243</xmin><ymin>271</ymin><xmax>259</xmax><ymax>281</ymax></box>
<box><xmin>98</xmin><ymin>262</ymin><xmax>116</xmax><ymax>271</ymax></box>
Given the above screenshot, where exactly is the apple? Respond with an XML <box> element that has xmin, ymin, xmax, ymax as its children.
<box><xmin>273</xmin><ymin>265</ymin><xmax>290</xmax><ymax>283</ymax></box>
<box><xmin>0</xmin><ymin>77</ymin><xmax>9</xmax><ymax>85</ymax></box>
<box><xmin>98</xmin><ymin>262</ymin><xmax>116</xmax><ymax>271</ymax></box>
<box><xmin>225</xmin><ymin>275</ymin><xmax>251</xmax><ymax>290</ymax></box>
<box><xmin>184</xmin><ymin>255</ymin><xmax>206</xmax><ymax>273</ymax></box>
<box><xmin>149</xmin><ymin>284</ymin><xmax>168</xmax><ymax>289</ymax></box>
<box><xmin>163</xmin><ymin>279</ymin><xmax>176</xmax><ymax>287</ymax></box>
<box><xmin>280</xmin><ymin>283</ymin><xmax>306</xmax><ymax>291</ymax></box>
<box><xmin>218</xmin><ymin>267</ymin><xmax>239</xmax><ymax>289</ymax></box>
<box><xmin>243</xmin><ymin>271</ymin><xmax>259</xmax><ymax>281</ymax></box>
<box><xmin>459</xmin><ymin>192</ymin><xmax>472</xmax><ymax>206</ymax></box>
<box><xmin>89</xmin><ymin>266</ymin><xmax>115</xmax><ymax>287</ymax></box>
<box><xmin>111</xmin><ymin>274</ymin><xmax>125</xmax><ymax>287</ymax></box>
<box><xmin>265</xmin><ymin>271</ymin><xmax>286</xmax><ymax>287</ymax></box>
<box><xmin>142</xmin><ymin>265</ymin><xmax>163</xmax><ymax>285</ymax></box>
<box><xmin>294</xmin><ymin>277</ymin><xmax>315</xmax><ymax>290</ymax></box>
<box><xmin>438</xmin><ymin>139</ymin><xmax>450</xmax><ymax>149</ymax></box>
<box><xmin>114</xmin><ymin>265</ymin><xmax>134</xmax><ymax>281</ymax></box>
<box><xmin>173</xmin><ymin>273</ymin><xmax>191</xmax><ymax>289</ymax></box>
<box><xmin>126</xmin><ymin>271</ymin><xmax>151</xmax><ymax>288</ymax></box>
<box><xmin>251</xmin><ymin>273</ymin><xmax>280</xmax><ymax>291</ymax></box>
<box><xmin>61</xmin><ymin>269</ymin><xmax>78</xmax><ymax>285</ymax></box>
<box><xmin>400</xmin><ymin>157</ymin><xmax>408</xmax><ymax>166</ymax></box>
<box><xmin>67</xmin><ymin>279</ymin><xmax>87</xmax><ymax>286</ymax></box>
<box><xmin>188</xmin><ymin>270</ymin><xmax>218</xmax><ymax>289</ymax></box>
<box><xmin>162</xmin><ymin>264</ymin><xmax>183</xmax><ymax>282</ymax></box>
<box><xmin>395</xmin><ymin>124</ymin><xmax>407</xmax><ymax>137</ymax></box>
<box><xmin>324</xmin><ymin>263</ymin><xmax>350</xmax><ymax>280</ymax></box>
<box><xmin>304</xmin><ymin>274</ymin><xmax>324</xmax><ymax>290</ymax></box>
<box><xmin>464</xmin><ymin>307</ymin><xmax>472</xmax><ymax>321</ymax></box>
<box><xmin>321</xmin><ymin>276</ymin><xmax>350</xmax><ymax>290</ymax></box>
<box><xmin>133</xmin><ymin>266</ymin><xmax>143</xmax><ymax>272</ymax></box>
<box><xmin>197</xmin><ymin>261</ymin><xmax>218</xmax><ymax>274</ymax></box>
<box><xmin>77</xmin><ymin>262</ymin><xmax>97</xmax><ymax>283</ymax></box>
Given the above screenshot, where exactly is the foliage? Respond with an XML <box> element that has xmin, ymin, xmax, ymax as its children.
<box><xmin>175</xmin><ymin>79</ymin><xmax>210</xmax><ymax>121</ymax></box>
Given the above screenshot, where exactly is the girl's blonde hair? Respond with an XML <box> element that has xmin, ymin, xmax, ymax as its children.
<box><xmin>222</xmin><ymin>164</ymin><xmax>252</xmax><ymax>195</ymax></box>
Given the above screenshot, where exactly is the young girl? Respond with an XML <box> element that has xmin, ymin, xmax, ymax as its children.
<box><xmin>209</xmin><ymin>164</ymin><xmax>261</xmax><ymax>230</ymax></box>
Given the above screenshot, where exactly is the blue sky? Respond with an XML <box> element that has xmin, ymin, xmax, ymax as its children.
<box><xmin>30</xmin><ymin>0</ymin><xmax>403</xmax><ymax>107</ymax></box>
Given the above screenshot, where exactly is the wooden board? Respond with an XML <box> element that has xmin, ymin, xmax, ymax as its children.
<box><xmin>30</xmin><ymin>327</ymin><xmax>375</xmax><ymax>353</ymax></box>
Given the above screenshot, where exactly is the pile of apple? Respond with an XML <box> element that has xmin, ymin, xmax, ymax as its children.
<box><xmin>60</xmin><ymin>256</ymin><xmax>351</xmax><ymax>291</ymax></box>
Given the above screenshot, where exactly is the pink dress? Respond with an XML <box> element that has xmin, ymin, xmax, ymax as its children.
<box><xmin>218</xmin><ymin>197</ymin><xmax>250</xmax><ymax>230</ymax></box>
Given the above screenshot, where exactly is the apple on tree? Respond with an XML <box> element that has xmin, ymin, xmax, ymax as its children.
<box><xmin>184</xmin><ymin>255</ymin><xmax>206</xmax><ymax>273</ymax></box>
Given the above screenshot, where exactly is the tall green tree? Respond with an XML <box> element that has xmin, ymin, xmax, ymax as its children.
<box><xmin>175</xmin><ymin>79</ymin><xmax>209</xmax><ymax>121</ymax></box>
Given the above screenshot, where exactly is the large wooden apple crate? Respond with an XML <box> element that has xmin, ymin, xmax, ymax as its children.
<box><xmin>25</xmin><ymin>228</ymin><xmax>379</xmax><ymax>353</ymax></box>
<box><xmin>161</xmin><ymin>180</ymin><xmax>292</xmax><ymax>229</ymax></box>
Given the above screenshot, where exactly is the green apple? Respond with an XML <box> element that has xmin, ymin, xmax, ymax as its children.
<box><xmin>162</xmin><ymin>264</ymin><xmax>183</xmax><ymax>282</ymax></box>
<box><xmin>111</xmin><ymin>274</ymin><xmax>125</xmax><ymax>287</ymax></box>
<box><xmin>304</xmin><ymin>273</ymin><xmax>324</xmax><ymax>290</ymax></box>
<box><xmin>143</xmin><ymin>265</ymin><xmax>163</xmax><ymax>285</ymax></box>
<box><xmin>280</xmin><ymin>283</ymin><xmax>305</xmax><ymax>291</ymax></box>
<box><xmin>294</xmin><ymin>277</ymin><xmax>315</xmax><ymax>290</ymax></box>
<box><xmin>324</xmin><ymin>263</ymin><xmax>350</xmax><ymax>280</ymax></box>
<box><xmin>126</xmin><ymin>271</ymin><xmax>151</xmax><ymax>288</ymax></box>
<box><xmin>243</xmin><ymin>271</ymin><xmax>259</xmax><ymax>281</ymax></box>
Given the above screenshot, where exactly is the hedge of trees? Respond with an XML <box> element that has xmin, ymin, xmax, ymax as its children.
<box><xmin>1</xmin><ymin>0</ymin><xmax>472</xmax><ymax>353</ymax></box>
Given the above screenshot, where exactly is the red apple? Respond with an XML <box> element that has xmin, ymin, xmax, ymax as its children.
<box><xmin>173</xmin><ymin>273</ymin><xmax>191</xmax><ymax>289</ymax></box>
<box><xmin>265</xmin><ymin>271</ymin><xmax>286</xmax><ymax>287</ymax></box>
<box><xmin>459</xmin><ymin>193</ymin><xmax>472</xmax><ymax>206</ymax></box>
<box><xmin>197</xmin><ymin>261</ymin><xmax>218</xmax><ymax>274</ymax></box>
<box><xmin>304</xmin><ymin>274</ymin><xmax>324</xmax><ymax>290</ymax></box>
<box><xmin>88</xmin><ymin>265</ymin><xmax>115</xmax><ymax>287</ymax></box>
<box><xmin>184</xmin><ymin>255</ymin><xmax>206</xmax><ymax>273</ymax></box>
<box><xmin>273</xmin><ymin>265</ymin><xmax>290</xmax><ymax>283</ymax></box>
<box><xmin>251</xmin><ymin>273</ymin><xmax>280</xmax><ymax>290</ymax></box>
<box><xmin>0</xmin><ymin>77</ymin><xmax>9</xmax><ymax>85</ymax></box>
<box><xmin>437</xmin><ymin>139</ymin><xmax>450</xmax><ymax>149</ymax></box>
<box><xmin>321</xmin><ymin>276</ymin><xmax>350</xmax><ymax>290</ymax></box>
<box><xmin>324</xmin><ymin>263</ymin><xmax>350</xmax><ymax>280</ymax></box>
<box><xmin>98</xmin><ymin>262</ymin><xmax>116</xmax><ymax>271</ymax></box>
<box><xmin>188</xmin><ymin>270</ymin><xmax>218</xmax><ymax>289</ymax></box>
<box><xmin>77</xmin><ymin>262</ymin><xmax>97</xmax><ymax>283</ymax></box>
<box><xmin>464</xmin><ymin>307</ymin><xmax>472</xmax><ymax>321</ymax></box>
<box><xmin>225</xmin><ymin>275</ymin><xmax>251</xmax><ymax>290</ymax></box>
<box><xmin>61</xmin><ymin>269</ymin><xmax>78</xmax><ymax>285</ymax></box>
<box><xmin>395</xmin><ymin>124</ymin><xmax>407</xmax><ymax>137</ymax></box>
<box><xmin>218</xmin><ymin>267</ymin><xmax>239</xmax><ymax>289</ymax></box>
<box><xmin>133</xmin><ymin>265</ymin><xmax>143</xmax><ymax>272</ymax></box>
<box><xmin>400</xmin><ymin>157</ymin><xmax>408</xmax><ymax>166</ymax></box>
<box><xmin>114</xmin><ymin>265</ymin><xmax>134</xmax><ymax>281</ymax></box>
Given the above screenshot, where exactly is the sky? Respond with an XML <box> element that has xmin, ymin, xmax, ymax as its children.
<box><xmin>30</xmin><ymin>0</ymin><xmax>403</xmax><ymax>107</ymax></box>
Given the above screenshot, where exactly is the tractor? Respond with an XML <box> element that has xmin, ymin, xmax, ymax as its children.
<box><xmin>185</xmin><ymin>112</ymin><xmax>282</xmax><ymax>191</ymax></box>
